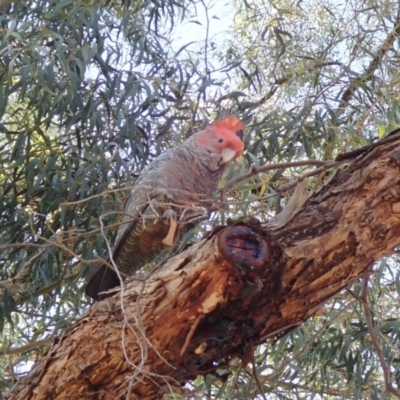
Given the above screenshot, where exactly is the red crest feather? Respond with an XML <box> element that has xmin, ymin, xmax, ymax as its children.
<box><xmin>210</xmin><ymin>115</ymin><xmax>245</xmax><ymax>132</ymax></box>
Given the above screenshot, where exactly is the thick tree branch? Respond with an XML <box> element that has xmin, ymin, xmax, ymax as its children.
<box><xmin>6</xmin><ymin>135</ymin><xmax>400</xmax><ymax>399</ymax></box>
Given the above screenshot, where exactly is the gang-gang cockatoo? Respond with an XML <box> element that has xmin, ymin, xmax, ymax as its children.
<box><xmin>85</xmin><ymin>116</ymin><xmax>245</xmax><ymax>300</ymax></box>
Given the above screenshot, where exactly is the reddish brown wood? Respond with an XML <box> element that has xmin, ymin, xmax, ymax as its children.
<box><xmin>6</xmin><ymin>135</ymin><xmax>400</xmax><ymax>399</ymax></box>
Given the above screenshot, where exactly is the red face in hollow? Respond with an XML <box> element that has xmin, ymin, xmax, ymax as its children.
<box><xmin>195</xmin><ymin>116</ymin><xmax>245</xmax><ymax>163</ymax></box>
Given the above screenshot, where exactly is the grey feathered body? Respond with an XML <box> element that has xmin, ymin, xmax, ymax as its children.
<box><xmin>85</xmin><ymin>129</ymin><xmax>226</xmax><ymax>300</ymax></box>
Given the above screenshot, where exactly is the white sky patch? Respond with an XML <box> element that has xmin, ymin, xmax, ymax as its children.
<box><xmin>14</xmin><ymin>360</ymin><xmax>35</xmax><ymax>374</ymax></box>
<box><xmin>171</xmin><ymin>0</ymin><xmax>235</xmax><ymax>52</ymax></box>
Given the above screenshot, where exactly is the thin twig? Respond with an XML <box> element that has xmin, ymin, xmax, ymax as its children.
<box><xmin>0</xmin><ymin>242</ymin><xmax>48</xmax><ymax>251</ymax></box>
<box><xmin>1</xmin><ymin>337</ymin><xmax>54</xmax><ymax>356</ymax></box>
<box><xmin>180</xmin><ymin>315</ymin><xmax>201</xmax><ymax>356</ymax></box>
<box><xmin>337</xmin><ymin>19</ymin><xmax>400</xmax><ymax>116</ymax></box>
<box><xmin>60</xmin><ymin>185</ymin><xmax>136</xmax><ymax>206</ymax></box>
<box><xmin>361</xmin><ymin>277</ymin><xmax>400</xmax><ymax>399</ymax></box>
<box><xmin>17</xmin><ymin>274</ymin><xmax>79</xmax><ymax>304</ymax></box>
<box><xmin>191</xmin><ymin>0</ymin><xmax>210</xmax><ymax>126</ymax></box>
<box><xmin>250</xmin><ymin>351</ymin><xmax>267</xmax><ymax>400</ymax></box>
<box><xmin>221</xmin><ymin>159</ymin><xmax>338</xmax><ymax>201</ymax></box>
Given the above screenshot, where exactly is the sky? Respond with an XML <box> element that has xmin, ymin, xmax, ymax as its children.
<box><xmin>171</xmin><ymin>0</ymin><xmax>235</xmax><ymax>47</ymax></box>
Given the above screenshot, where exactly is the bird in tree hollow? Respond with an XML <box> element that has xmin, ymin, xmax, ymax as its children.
<box><xmin>85</xmin><ymin>116</ymin><xmax>245</xmax><ymax>301</ymax></box>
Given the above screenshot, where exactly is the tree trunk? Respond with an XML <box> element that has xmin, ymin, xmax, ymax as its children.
<box><xmin>6</xmin><ymin>135</ymin><xmax>400</xmax><ymax>399</ymax></box>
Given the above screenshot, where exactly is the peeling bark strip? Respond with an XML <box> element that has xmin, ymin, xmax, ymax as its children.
<box><xmin>6</xmin><ymin>136</ymin><xmax>400</xmax><ymax>399</ymax></box>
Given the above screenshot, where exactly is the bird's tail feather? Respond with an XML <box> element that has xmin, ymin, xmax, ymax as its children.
<box><xmin>85</xmin><ymin>262</ymin><xmax>121</xmax><ymax>301</ymax></box>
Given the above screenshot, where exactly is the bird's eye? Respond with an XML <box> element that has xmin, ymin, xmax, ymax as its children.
<box><xmin>218</xmin><ymin>138</ymin><xmax>224</xmax><ymax>143</ymax></box>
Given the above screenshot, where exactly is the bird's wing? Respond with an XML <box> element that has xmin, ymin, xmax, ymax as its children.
<box><xmin>109</xmin><ymin>149</ymin><xmax>177</xmax><ymax>267</ymax></box>
<box><xmin>85</xmin><ymin>142</ymin><xmax>220</xmax><ymax>300</ymax></box>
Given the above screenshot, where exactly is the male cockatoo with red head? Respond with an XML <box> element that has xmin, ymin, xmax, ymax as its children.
<box><xmin>85</xmin><ymin>116</ymin><xmax>245</xmax><ymax>300</ymax></box>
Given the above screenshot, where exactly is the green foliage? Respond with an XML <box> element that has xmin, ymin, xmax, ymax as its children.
<box><xmin>2</xmin><ymin>0</ymin><xmax>400</xmax><ymax>398</ymax></box>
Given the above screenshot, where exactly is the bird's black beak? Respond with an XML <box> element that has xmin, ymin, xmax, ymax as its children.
<box><xmin>236</xmin><ymin>130</ymin><xmax>244</xmax><ymax>140</ymax></box>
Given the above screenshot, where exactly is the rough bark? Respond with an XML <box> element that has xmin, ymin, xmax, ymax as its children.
<box><xmin>6</xmin><ymin>135</ymin><xmax>400</xmax><ymax>399</ymax></box>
